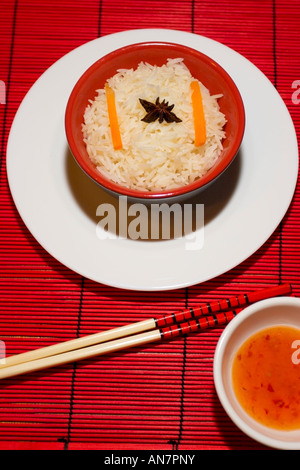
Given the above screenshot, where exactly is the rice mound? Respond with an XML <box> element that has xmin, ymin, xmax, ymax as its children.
<box><xmin>82</xmin><ymin>58</ymin><xmax>226</xmax><ymax>192</ymax></box>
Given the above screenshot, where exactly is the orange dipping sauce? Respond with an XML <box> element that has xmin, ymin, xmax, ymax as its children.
<box><xmin>232</xmin><ymin>325</ymin><xmax>300</xmax><ymax>430</ymax></box>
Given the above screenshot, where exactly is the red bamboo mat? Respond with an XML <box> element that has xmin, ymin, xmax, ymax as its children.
<box><xmin>0</xmin><ymin>0</ymin><xmax>299</xmax><ymax>451</ymax></box>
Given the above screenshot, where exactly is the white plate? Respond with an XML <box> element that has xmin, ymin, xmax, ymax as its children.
<box><xmin>6</xmin><ymin>29</ymin><xmax>299</xmax><ymax>291</ymax></box>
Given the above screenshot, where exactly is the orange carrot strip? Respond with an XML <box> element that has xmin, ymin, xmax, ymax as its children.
<box><xmin>190</xmin><ymin>80</ymin><xmax>206</xmax><ymax>147</ymax></box>
<box><xmin>105</xmin><ymin>83</ymin><xmax>123</xmax><ymax>150</ymax></box>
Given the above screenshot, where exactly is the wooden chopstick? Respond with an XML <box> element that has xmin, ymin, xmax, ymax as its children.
<box><xmin>0</xmin><ymin>309</ymin><xmax>240</xmax><ymax>380</ymax></box>
<box><xmin>0</xmin><ymin>283</ymin><xmax>291</xmax><ymax>369</ymax></box>
<box><xmin>0</xmin><ymin>318</ymin><xmax>156</xmax><ymax>368</ymax></box>
<box><xmin>0</xmin><ymin>283</ymin><xmax>292</xmax><ymax>380</ymax></box>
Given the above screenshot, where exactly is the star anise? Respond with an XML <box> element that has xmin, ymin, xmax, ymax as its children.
<box><xmin>139</xmin><ymin>97</ymin><xmax>182</xmax><ymax>124</ymax></box>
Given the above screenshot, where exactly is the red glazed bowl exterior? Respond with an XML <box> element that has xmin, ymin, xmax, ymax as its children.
<box><xmin>65</xmin><ymin>42</ymin><xmax>245</xmax><ymax>201</ymax></box>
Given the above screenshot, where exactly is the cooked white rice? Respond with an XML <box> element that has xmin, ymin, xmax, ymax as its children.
<box><xmin>82</xmin><ymin>58</ymin><xmax>226</xmax><ymax>192</ymax></box>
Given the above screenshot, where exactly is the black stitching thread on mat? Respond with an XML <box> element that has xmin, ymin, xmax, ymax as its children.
<box><xmin>169</xmin><ymin>287</ymin><xmax>189</xmax><ymax>450</ymax></box>
<box><xmin>62</xmin><ymin>276</ymin><xmax>85</xmax><ymax>449</ymax></box>
<box><xmin>272</xmin><ymin>0</ymin><xmax>282</xmax><ymax>285</ymax></box>
<box><xmin>98</xmin><ymin>0</ymin><xmax>102</xmax><ymax>37</ymax></box>
<box><xmin>272</xmin><ymin>0</ymin><xmax>277</xmax><ymax>90</ymax></box>
<box><xmin>0</xmin><ymin>0</ymin><xmax>18</xmax><ymax>188</ymax></box>
<box><xmin>177</xmin><ymin>333</ymin><xmax>187</xmax><ymax>448</ymax></box>
<box><xmin>191</xmin><ymin>0</ymin><xmax>195</xmax><ymax>33</ymax></box>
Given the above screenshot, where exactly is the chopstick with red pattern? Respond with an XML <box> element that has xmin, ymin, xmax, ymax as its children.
<box><xmin>0</xmin><ymin>283</ymin><xmax>292</xmax><ymax>380</ymax></box>
<box><xmin>0</xmin><ymin>309</ymin><xmax>243</xmax><ymax>380</ymax></box>
<box><xmin>158</xmin><ymin>283</ymin><xmax>291</xmax><ymax>339</ymax></box>
<box><xmin>159</xmin><ymin>309</ymin><xmax>240</xmax><ymax>340</ymax></box>
<box><xmin>154</xmin><ymin>283</ymin><xmax>291</xmax><ymax>328</ymax></box>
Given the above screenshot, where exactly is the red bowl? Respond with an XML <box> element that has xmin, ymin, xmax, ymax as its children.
<box><xmin>65</xmin><ymin>42</ymin><xmax>245</xmax><ymax>202</ymax></box>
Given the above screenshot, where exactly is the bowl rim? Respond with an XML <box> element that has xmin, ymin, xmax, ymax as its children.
<box><xmin>213</xmin><ymin>296</ymin><xmax>300</xmax><ymax>450</ymax></box>
<box><xmin>65</xmin><ymin>41</ymin><xmax>245</xmax><ymax>200</ymax></box>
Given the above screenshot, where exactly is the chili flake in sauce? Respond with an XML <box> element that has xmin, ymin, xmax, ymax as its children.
<box><xmin>232</xmin><ymin>325</ymin><xmax>300</xmax><ymax>430</ymax></box>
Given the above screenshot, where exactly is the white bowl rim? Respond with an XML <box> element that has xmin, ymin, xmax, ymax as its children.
<box><xmin>213</xmin><ymin>295</ymin><xmax>300</xmax><ymax>450</ymax></box>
